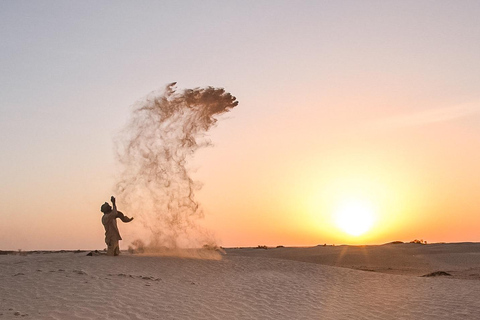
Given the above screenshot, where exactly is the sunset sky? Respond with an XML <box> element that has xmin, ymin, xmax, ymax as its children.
<box><xmin>1</xmin><ymin>1</ymin><xmax>480</xmax><ymax>250</ymax></box>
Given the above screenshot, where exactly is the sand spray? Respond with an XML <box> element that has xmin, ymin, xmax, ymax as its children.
<box><xmin>114</xmin><ymin>83</ymin><xmax>238</xmax><ymax>257</ymax></box>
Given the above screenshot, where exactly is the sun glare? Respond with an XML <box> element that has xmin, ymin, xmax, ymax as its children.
<box><xmin>334</xmin><ymin>200</ymin><xmax>375</xmax><ymax>236</ymax></box>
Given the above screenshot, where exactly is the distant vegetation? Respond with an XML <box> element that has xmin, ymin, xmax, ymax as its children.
<box><xmin>385</xmin><ymin>240</ymin><xmax>428</xmax><ymax>245</ymax></box>
<box><xmin>410</xmin><ymin>239</ymin><xmax>428</xmax><ymax>244</ymax></box>
<box><xmin>255</xmin><ymin>245</ymin><xmax>268</xmax><ymax>249</ymax></box>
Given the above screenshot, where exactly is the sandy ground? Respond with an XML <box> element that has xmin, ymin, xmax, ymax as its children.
<box><xmin>229</xmin><ymin>242</ymin><xmax>480</xmax><ymax>279</ymax></box>
<box><xmin>1</xmin><ymin>243</ymin><xmax>480</xmax><ymax>319</ymax></box>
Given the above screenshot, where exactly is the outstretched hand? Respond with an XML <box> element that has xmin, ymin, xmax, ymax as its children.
<box><xmin>111</xmin><ymin>196</ymin><xmax>116</xmax><ymax>204</ymax></box>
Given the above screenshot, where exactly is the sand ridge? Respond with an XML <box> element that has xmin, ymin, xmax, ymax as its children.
<box><xmin>227</xmin><ymin>242</ymin><xmax>480</xmax><ymax>279</ymax></box>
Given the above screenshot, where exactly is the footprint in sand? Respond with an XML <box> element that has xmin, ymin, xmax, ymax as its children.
<box><xmin>73</xmin><ymin>269</ymin><xmax>87</xmax><ymax>275</ymax></box>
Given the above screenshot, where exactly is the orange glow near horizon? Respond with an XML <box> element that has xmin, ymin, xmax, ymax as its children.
<box><xmin>162</xmin><ymin>123</ymin><xmax>480</xmax><ymax>248</ymax></box>
<box><xmin>297</xmin><ymin>158</ymin><xmax>410</xmax><ymax>245</ymax></box>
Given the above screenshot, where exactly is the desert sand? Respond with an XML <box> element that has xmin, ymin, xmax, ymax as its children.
<box><xmin>1</xmin><ymin>243</ymin><xmax>480</xmax><ymax>319</ymax></box>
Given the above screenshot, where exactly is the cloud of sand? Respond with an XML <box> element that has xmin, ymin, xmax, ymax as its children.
<box><xmin>115</xmin><ymin>82</ymin><xmax>238</xmax><ymax>251</ymax></box>
<box><xmin>127</xmin><ymin>239</ymin><xmax>224</xmax><ymax>260</ymax></box>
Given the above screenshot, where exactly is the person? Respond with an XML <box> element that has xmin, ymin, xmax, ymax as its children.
<box><xmin>100</xmin><ymin>196</ymin><xmax>133</xmax><ymax>256</ymax></box>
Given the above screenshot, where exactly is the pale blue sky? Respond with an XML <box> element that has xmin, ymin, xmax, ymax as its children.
<box><xmin>1</xmin><ymin>1</ymin><xmax>480</xmax><ymax>249</ymax></box>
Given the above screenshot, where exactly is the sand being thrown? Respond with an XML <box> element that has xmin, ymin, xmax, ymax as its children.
<box><xmin>115</xmin><ymin>83</ymin><xmax>238</xmax><ymax>257</ymax></box>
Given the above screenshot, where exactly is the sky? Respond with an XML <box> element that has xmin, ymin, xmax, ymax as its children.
<box><xmin>1</xmin><ymin>0</ymin><xmax>480</xmax><ymax>250</ymax></box>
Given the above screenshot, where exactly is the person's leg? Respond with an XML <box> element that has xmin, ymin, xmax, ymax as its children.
<box><xmin>107</xmin><ymin>242</ymin><xmax>116</xmax><ymax>256</ymax></box>
<box><xmin>114</xmin><ymin>241</ymin><xmax>120</xmax><ymax>256</ymax></box>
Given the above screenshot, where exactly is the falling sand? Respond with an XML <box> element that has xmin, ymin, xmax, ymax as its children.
<box><xmin>114</xmin><ymin>83</ymin><xmax>238</xmax><ymax>252</ymax></box>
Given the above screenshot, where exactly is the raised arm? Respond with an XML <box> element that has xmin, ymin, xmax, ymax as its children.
<box><xmin>117</xmin><ymin>211</ymin><xmax>134</xmax><ymax>223</ymax></box>
<box><xmin>110</xmin><ymin>196</ymin><xmax>133</xmax><ymax>222</ymax></box>
<box><xmin>111</xmin><ymin>196</ymin><xmax>117</xmax><ymax>211</ymax></box>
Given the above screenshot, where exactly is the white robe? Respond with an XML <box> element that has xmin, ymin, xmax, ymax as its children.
<box><xmin>102</xmin><ymin>208</ymin><xmax>122</xmax><ymax>245</ymax></box>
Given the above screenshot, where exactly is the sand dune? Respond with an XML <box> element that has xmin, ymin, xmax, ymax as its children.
<box><xmin>1</xmin><ymin>243</ymin><xmax>480</xmax><ymax>319</ymax></box>
<box><xmin>228</xmin><ymin>242</ymin><xmax>480</xmax><ymax>279</ymax></box>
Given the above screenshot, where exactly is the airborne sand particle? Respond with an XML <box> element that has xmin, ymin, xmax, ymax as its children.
<box><xmin>115</xmin><ymin>83</ymin><xmax>238</xmax><ymax>252</ymax></box>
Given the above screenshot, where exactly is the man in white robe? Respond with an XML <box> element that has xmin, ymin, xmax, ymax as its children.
<box><xmin>101</xmin><ymin>196</ymin><xmax>133</xmax><ymax>256</ymax></box>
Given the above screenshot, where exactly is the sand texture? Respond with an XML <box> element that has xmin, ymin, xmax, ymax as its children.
<box><xmin>231</xmin><ymin>242</ymin><xmax>480</xmax><ymax>279</ymax></box>
<box><xmin>1</xmin><ymin>243</ymin><xmax>480</xmax><ymax>319</ymax></box>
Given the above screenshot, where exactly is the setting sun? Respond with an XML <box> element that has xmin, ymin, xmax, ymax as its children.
<box><xmin>334</xmin><ymin>200</ymin><xmax>376</xmax><ymax>236</ymax></box>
